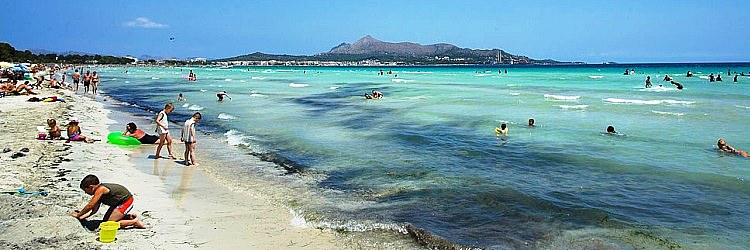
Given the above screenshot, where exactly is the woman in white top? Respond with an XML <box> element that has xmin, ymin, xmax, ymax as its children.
<box><xmin>155</xmin><ymin>103</ymin><xmax>176</xmax><ymax>159</ymax></box>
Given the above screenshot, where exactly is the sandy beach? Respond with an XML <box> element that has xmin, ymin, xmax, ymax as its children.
<box><xmin>0</xmin><ymin>83</ymin><xmax>345</xmax><ymax>249</ymax></box>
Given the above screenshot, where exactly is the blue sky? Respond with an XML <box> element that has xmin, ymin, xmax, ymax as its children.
<box><xmin>2</xmin><ymin>0</ymin><xmax>749</xmax><ymax>63</ymax></box>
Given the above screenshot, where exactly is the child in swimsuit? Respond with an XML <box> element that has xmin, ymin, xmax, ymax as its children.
<box><xmin>67</xmin><ymin>119</ymin><xmax>93</xmax><ymax>143</ymax></box>
<box><xmin>47</xmin><ymin>119</ymin><xmax>62</xmax><ymax>139</ymax></box>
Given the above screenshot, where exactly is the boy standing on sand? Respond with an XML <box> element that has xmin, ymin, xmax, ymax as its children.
<box><xmin>70</xmin><ymin>175</ymin><xmax>145</xmax><ymax>229</ymax></box>
<box><xmin>181</xmin><ymin>112</ymin><xmax>201</xmax><ymax>166</ymax></box>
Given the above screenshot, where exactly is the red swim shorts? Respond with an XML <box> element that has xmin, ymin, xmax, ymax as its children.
<box><xmin>116</xmin><ymin>197</ymin><xmax>134</xmax><ymax>215</ymax></box>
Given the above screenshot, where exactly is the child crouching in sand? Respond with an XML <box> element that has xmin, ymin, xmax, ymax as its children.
<box><xmin>181</xmin><ymin>112</ymin><xmax>201</xmax><ymax>166</ymax></box>
<box><xmin>70</xmin><ymin>174</ymin><xmax>145</xmax><ymax>229</ymax></box>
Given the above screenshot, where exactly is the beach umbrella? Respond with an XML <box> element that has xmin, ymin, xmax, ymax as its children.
<box><xmin>14</xmin><ymin>64</ymin><xmax>30</xmax><ymax>72</ymax></box>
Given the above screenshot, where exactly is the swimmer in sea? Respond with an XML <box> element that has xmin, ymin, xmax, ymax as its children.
<box><xmin>717</xmin><ymin>139</ymin><xmax>749</xmax><ymax>157</ymax></box>
<box><xmin>217</xmin><ymin>91</ymin><xmax>231</xmax><ymax>102</ymax></box>
<box><xmin>178</xmin><ymin>93</ymin><xmax>186</xmax><ymax>102</ymax></box>
<box><xmin>606</xmin><ymin>125</ymin><xmax>617</xmax><ymax>134</ymax></box>
<box><xmin>670</xmin><ymin>80</ymin><xmax>683</xmax><ymax>90</ymax></box>
<box><xmin>372</xmin><ymin>90</ymin><xmax>383</xmax><ymax>99</ymax></box>
<box><xmin>663</xmin><ymin>74</ymin><xmax>672</xmax><ymax>81</ymax></box>
<box><xmin>528</xmin><ymin>118</ymin><xmax>535</xmax><ymax>127</ymax></box>
<box><xmin>364</xmin><ymin>93</ymin><xmax>373</xmax><ymax>99</ymax></box>
<box><xmin>645</xmin><ymin>76</ymin><xmax>652</xmax><ymax>88</ymax></box>
<box><xmin>686</xmin><ymin>70</ymin><xmax>693</xmax><ymax>77</ymax></box>
<box><xmin>495</xmin><ymin>123</ymin><xmax>508</xmax><ymax>136</ymax></box>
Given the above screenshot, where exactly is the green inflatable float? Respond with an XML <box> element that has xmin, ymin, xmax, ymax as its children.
<box><xmin>107</xmin><ymin>131</ymin><xmax>141</xmax><ymax>145</ymax></box>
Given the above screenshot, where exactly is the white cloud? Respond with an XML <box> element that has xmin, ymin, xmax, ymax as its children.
<box><xmin>122</xmin><ymin>17</ymin><xmax>168</xmax><ymax>29</ymax></box>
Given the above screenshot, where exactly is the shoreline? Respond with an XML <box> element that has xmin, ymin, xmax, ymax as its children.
<box><xmin>100</xmin><ymin>91</ymin><xmax>433</xmax><ymax>249</ymax></box>
<box><xmin>0</xmin><ymin>83</ymin><xmax>345</xmax><ymax>248</ymax></box>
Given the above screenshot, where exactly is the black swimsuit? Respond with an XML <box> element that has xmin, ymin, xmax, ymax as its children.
<box><xmin>138</xmin><ymin>134</ymin><xmax>159</xmax><ymax>144</ymax></box>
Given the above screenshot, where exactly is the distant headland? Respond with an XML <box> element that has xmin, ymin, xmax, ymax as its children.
<box><xmin>217</xmin><ymin>35</ymin><xmax>582</xmax><ymax>66</ymax></box>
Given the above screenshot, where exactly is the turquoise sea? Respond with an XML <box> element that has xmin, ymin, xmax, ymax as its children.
<box><xmin>94</xmin><ymin>64</ymin><xmax>749</xmax><ymax>249</ymax></box>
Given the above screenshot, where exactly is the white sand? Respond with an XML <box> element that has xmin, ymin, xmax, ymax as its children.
<box><xmin>0</xmin><ymin>85</ymin><xmax>343</xmax><ymax>249</ymax></box>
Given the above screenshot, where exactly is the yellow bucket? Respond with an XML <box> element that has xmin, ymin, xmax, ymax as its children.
<box><xmin>99</xmin><ymin>221</ymin><xmax>120</xmax><ymax>243</ymax></box>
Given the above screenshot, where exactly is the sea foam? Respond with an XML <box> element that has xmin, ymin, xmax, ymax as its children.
<box><xmin>651</xmin><ymin>110</ymin><xmax>685</xmax><ymax>116</ymax></box>
<box><xmin>217</xmin><ymin>113</ymin><xmax>236</xmax><ymax>120</ymax></box>
<box><xmin>544</xmin><ymin>94</ymin><xmax>581</xmax><ymax>101</ymax></box>
<box><xmin>559</xmin><ymin>105</ymin><xmax>588</xmax><ymax>110</ymax></box>
<box><xmin>289</xmin><ymin>83</ymin><xmax>309</xmax><ymax>88</ymax></box>
<box><xmin>603</xmin><ymin>98</ymin><xmax>695</xmax><ymax>105</ymax></box>
<box><xmin>188</xmin><ymin>104</ymin><xmax>204</xmax><ymax>111</ymax></box>
<box><xmin>392</xmin><ymin>79</ymin><xmax>415</xmax><ymax>83</ymax></box>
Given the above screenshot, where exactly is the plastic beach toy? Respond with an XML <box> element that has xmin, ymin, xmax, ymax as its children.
<box><xmin>99</xmin><ymin>221</ymin><xmax>120</xmax><ymax>243</ymax></box>
<box><xmin>107</xmin><ymin>132</ymin><xmax>142</xmax><ymax>146</ymax></box>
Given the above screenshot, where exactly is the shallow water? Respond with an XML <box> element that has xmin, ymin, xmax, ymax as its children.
<box><xmin>95</xmin><ymin>64</ymin><xmax>750</xmax><ymax>249</ymax></box>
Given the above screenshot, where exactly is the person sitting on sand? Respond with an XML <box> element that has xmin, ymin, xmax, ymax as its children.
<box><xmin>47</xmin><ymin>119</ymin><xmax>62</xmax><ymax>139</ymax></box>
<box><xmin>528</xmin><ymin>118</ymin><xmax>535</xmax><ymax>127</ymax></box>
<box><xmin>372</xmin><ymin>90</ymin><xmax>383</xmax><ymax>99</ymax></box>
<box><xmin>364</xmin><ymin>93</ymin><xmax>373</xmax><ymax>99</ymax></box>
<box><xmin>122</xmin><ymin>122</ymin><xmax>160</xmax><ymax>144</ymax></box>
<box><xmin>606</xmin><ymin>125</ymin><xmax>617</xmax><ymax>134</ymax></box>
<box><xmin>717</xmin><ymin>139</ymin><xmax>749</xmax><ymax>157</ymax></box>
<box><xmin>70</xmin><ymin>174</ymin><xmax>145</xmax><ymax>229</ymax></box>
<box><xmin>645</xmin><ymin>76</ymin><xmax>652</xmax><ymax>88</ymax></box>
<box><xmin>67</xmin><ymin>119</ymin><xmax>94</xmax><ymax>143</ymax></box>
<box><xmin>670</xmin><ymin>80</ymin><xmax>684</xmax><ymax>90</ymax></box>
<box><xmin>49</xmin><ymin>78</ymin><xmax>61</xmax><ymax>89</ymax></box>
<box><xmin>216</xmin><ymin>91</ymin><xmax>231</xmax><ymax>102</ymax></box>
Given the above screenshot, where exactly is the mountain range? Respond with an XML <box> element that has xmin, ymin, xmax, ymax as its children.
<box><xmin>219</xmin><ymin>35</ymin><xmax>569</xmax><ymax>65</ymax></box>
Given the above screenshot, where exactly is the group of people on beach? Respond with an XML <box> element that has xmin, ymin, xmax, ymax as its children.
<box><xmin>71</xmin><ymin>69</ymin><xmax>101</xmax><ymax>95</ymax></box>
<box><xmin>121</xmin><ymin>103</ymin><xmax>203</xmax><ymax>166</ymax></box>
